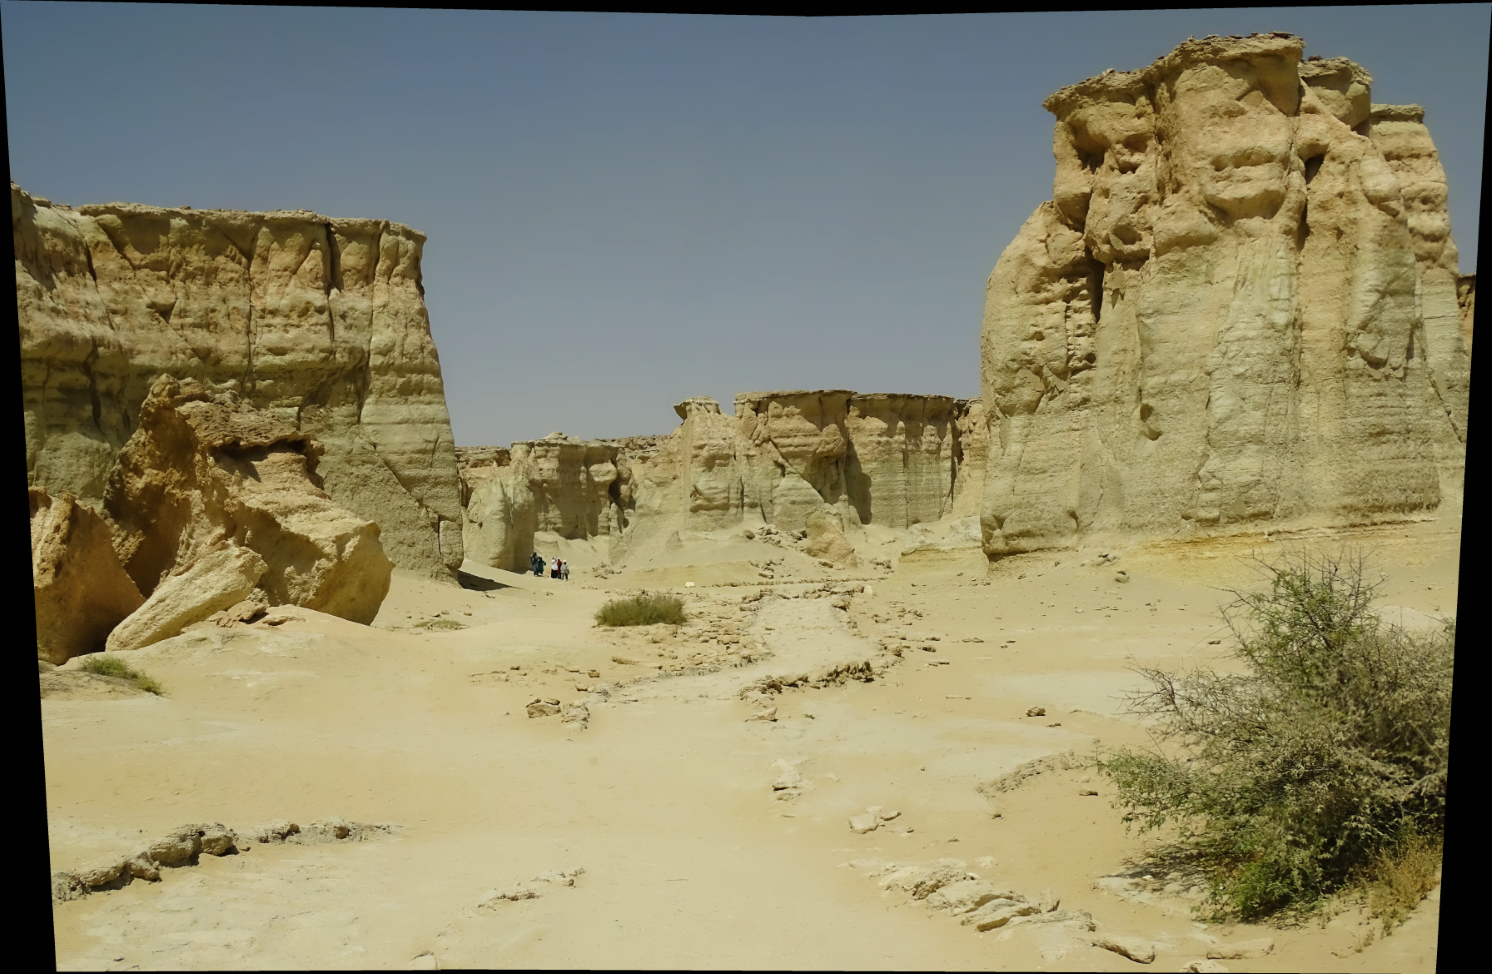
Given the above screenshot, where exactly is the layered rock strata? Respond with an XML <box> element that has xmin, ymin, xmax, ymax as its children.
<box><xmin>103</xmin><ymin>375</ymin><xmax>392</xmax><ymax>650</ymax></box>
<box><xmin>458</xmin><ymin>392</ymin><xmax>988</xmax><ymax>572</ymax></box>
<box><xmin>459</xmin><ymin>434</ymin><xmax>630</xmax><ymax>573</ymax></box>
<box><xmin>980</xmin><ymin>34</ymin><xmax>1472</xmax><ymax>558</ymax></box>
<box><xmin>14</xmin><ymin>184</ymin><xmax>463</xmax><ymax>579</ymax></box>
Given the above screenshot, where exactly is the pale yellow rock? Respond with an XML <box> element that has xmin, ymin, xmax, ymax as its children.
<box><xmin>805</xmin><ymin>509</ymin><xmax>860</xmax><ymax>568</ymax></box>
<box><xmin>104</xmin><ymin>375</ymin><xmax>392</xmax><ymax>632</ymax></box>
<box><xmin>13</xmin><ymin>185</ymin><xmax>463</xmax><ymax>580</ymax></box>
<box><xmin>30</xmin><ymin>487</ymin><xmax>144</xmax><ymax>663</ymax></box>
<box><xmin>980</xmin><ymin>35</ymin><xmax>1468</xmax><ymax>558</ymax></box>
<box><xmin>107</xmin><ymin>542</ymin><xmax>268</xmax><ymax>652</ymax></box>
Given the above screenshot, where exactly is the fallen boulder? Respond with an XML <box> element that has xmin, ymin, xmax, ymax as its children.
<box><xmin>30</xmin><ymin>488</ymin><xmax>143</xmax><ymax>663</ymax></box>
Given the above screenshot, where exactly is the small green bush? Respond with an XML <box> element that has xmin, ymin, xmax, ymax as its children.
<box><xmin>80</xmin><ymin>655</ymin><xmax>134</xmax><ymax>679</ymax></box>
<box><xmin>79</xmin><ymin>654</ymin><xmax>164</xmax><ymax>695</ymax></box>
<box><xmin>594</xmin><ymin>591</ymin><xmax>687</xmax><ymax>627</ymax></box>
<box><xmin>1098</xmin><ymin>550</ymin><xmax>1451</xmax><ymax>921</ymax></box>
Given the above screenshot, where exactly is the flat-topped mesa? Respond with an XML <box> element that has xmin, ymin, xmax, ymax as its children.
<box><xmin>15</xmin><ymin>184</ymin><xmax>464</xmax><ymax>580</ymax></box>
<box><xmin>981</xmin><ymin>35</ymin><xmax>1471</xmax><ymax>558</ymax></box>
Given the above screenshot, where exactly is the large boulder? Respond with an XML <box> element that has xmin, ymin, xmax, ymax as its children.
<box><xmin>30</xmin><ymin>488</ymin><xmax>143</xmax><ymax>663</ymax></box>
<box><xmin>102</xmin><ymin>375</ymin><xmax>391</xmax><ymax>649</ymax></box>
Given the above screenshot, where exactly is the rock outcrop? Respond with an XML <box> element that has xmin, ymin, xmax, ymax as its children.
<box><xmin>15</xmin><ymin>184</ymin><xmax>463</xmax><ymax>580</ymax></box>
<box><xmin>980</xmin><ymin>34</ymin><xmax>1471</xmax><ymax>558</ymax></box>
<box><xmin>102</xmin><ymin>375</ymin><xmax>392</xmax><ymax>650</ymax></box>
<box><xmin>30</xmin><ymin>488</ymin><xmax>144</xmax><ymax>663</ymax></box>
<box><xmin>458</xmin><ymin>434</ymin><xmax>629</xmax><ymax>573</ymax></box>
<box><xmin>457</xmin><ymin>392</ymin><xmax>988</xmax><ymax>572</ymax></box>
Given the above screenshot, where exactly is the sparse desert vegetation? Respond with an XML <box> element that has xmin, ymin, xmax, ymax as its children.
<box><xmin>594</xmin><ymin>591</ymin><xmax>687</xmax><ymax>627</ymax></box>
<box><xmin>1100</xmin><ymin>551</ymin><xmax>1451</xmax><ymax>923</ymax></box>
<box><xmin>78</xmin><ymin>653</ymin><xmax>164</xmax><ymax>695</ymax></box>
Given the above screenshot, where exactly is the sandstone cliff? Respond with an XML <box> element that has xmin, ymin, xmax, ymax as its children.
<box><xmin>459</xmin><ymin>435</ymin><xmax>630</xmax><ymax>573</ymax></box>
<box><xmin>980</xmin><ymin>34</ymin><xmax>1471</xmax><ymax>558</ymax></box>
<box><xmin>457</xmin><ymin>393</ymin><xmax>989</xmax><ymax>572</ymax></box>
<box><xmin>15</xmin><ymin>184</ymin><xmax>463</xmax><ymax>580</ymax></box>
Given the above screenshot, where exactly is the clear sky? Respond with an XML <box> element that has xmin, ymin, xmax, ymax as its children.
<box><xmin>6</xmin><ymin>5</ymin><xmax>1487</xmax><ymax>446</ymax></box>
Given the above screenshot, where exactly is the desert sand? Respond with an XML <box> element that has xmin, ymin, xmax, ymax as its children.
<box><xmin>44</xmin><ymin>514</ymin><xmax>1454</xmax><ymax>971</ymax></box>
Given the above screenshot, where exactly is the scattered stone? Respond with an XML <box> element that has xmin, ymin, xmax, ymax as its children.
<box><xmin>1206</xmin><ymin>938</ymin><xmax>1273</xmax><ymax>959</ymax></box>
<box><xmin>199</xmin><ymin>825</ymin><xmax>239</xmax><ymax>856</ymax></box>
<box><xmin>747</xmin><ymin>706</ymin><xmax>778</xmax><ymax>722</ymax></box>
<box><xmin>963</xmin><ymin>901</ymin><xmax>1039</xmax><ymax>930</ymax></box>
<box><xmin>1093</xmin><ymin>934</ymin><xmax>1156</xmax><ymax>964</ymax></box>
<box><xmin>1079</xmin><ymin>789</ymin><xmax>1098</xmax><ymax>796</ymax></box>
<box><xmin>561</xmin><ymin>700</ymin><xmax>590</xmax><ymax>727</ymax></box>
<box><xmin>849</xmin><ymin>813</ymin><xmax>880</xmax><ymax>834</ymax></box>
<box><xmin>250</xmin><ymin>820</ymin><xmax>302</xmax><ymax>843</ymax></box>
<box><xmin>926</xmin><ymin>880</ymin><xmax>1025</xmax><ymax>915</ymax></box>
<box><xmin>1114</xmin><ymin>571</ymin><xmax>1130</xmax><ymax>583</ymax></box>
<box><xmin>588</xmin><ymin>669</ymin><xmax>601</xmax><ymax>678</ymax></box>
<box><xmin>1182</xmin><ymin>961</ymin><xmax>1230</xmax><ymax>973</ymax></box>
<box><xmin>479</xmin><ymin>885</ymin><xmax>539</xmax><ymax>905</ymax></box>
<box><xmin>527</xmin><ymin>698</ymin><xmax>562</xmax><ymax>717</ymax></box>
<box><xmin>1040</xmin><ymin>889</ymin><xmax>1060</xmax><ymax>912</ymax></box>
<box><xmin>535</xmin><ymin>867</ymin><xmax>585</xmax><ymax>886</ymax></box>
<box><xmin>1025</xmin><ymin>706</ymin><xmax>1046</xmax><ymax>717</ymax></box>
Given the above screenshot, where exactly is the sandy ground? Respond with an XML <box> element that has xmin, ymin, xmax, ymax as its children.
<box><xmin>44</xmin><ymin>516</ymin><xmax>1458</xmax><ymax>971</ymax></box>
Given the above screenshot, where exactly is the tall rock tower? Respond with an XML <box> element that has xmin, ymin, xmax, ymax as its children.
<box><xmin>980</xmin><ymin>34</ymin><xmax>1471</xmax><ymax>557</ymax></box>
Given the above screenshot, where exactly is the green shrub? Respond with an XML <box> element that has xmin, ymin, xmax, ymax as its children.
<box><xmin>1098</xmin><ymin>550</ymin><xmax>1451</xmax><ymax>921</ymax></box>
<box><xmin>594</xmin><ymin>591</ymin><xmax>687</xmax><ymax>627</ymax></box>
<box><xmin>79</xmin><ymin>654</ymin><xmax>134</xmax><ymax>679</ymax></box>
<box><xmin>78</xmin><ymin>654</ymin><xmax>164</xmax><ymax>695</ymax></box>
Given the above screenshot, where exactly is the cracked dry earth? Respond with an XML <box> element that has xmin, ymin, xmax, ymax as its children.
<box><xmin>44</xmin><ymin>519</ymin><xmax>1455</xmax><ymax>971</ymax></box>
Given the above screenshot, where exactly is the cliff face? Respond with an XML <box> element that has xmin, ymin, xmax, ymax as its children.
<box><xmin>980</xmin><ymin>35</ymin><xmax>1471</xmax><ymax>558</ymax></box>
<box><xmin>15</xmin><ymin>184</ymin><xmax>464</xmax><ymax>579</ymax></box>
<box><xmin>456</xmin><ymin>393</ymin><xmax>989</xmax><ymax>572</ymax></box>
<box><xmin>458</xmin><ymin>435</ymin><xmax>629</xmax><ymax>573</ymax></box>
<box><xmin>617</xmin><ymin>391</ymin><xmax>986</xmax><ymax>560</ymax></box>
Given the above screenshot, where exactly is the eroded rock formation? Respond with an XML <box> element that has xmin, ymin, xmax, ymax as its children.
<box><xmin>14</xmin><ymin>184</ymin><xmax>463</xmax><ymax>580</ymax></box>
<box><xmin>102</xmin><ymin>375</ymin><xmax>392</xmax><ymax>650</ymax></box>
<box><xmin>31</xmin><ymin>488</ymin><xmax>144</xmax><ymax>663</ymax></box>
<box><xmin>980</xmin><ymin>34</ymin><xmax>1471</xmax><ymax>558</ymax></box>
<box><xmin>459</xmin><ymin>435</ymin><xmax>629</xmax><ymax>573</ymax></box>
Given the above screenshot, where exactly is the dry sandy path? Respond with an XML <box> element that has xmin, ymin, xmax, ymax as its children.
<box><xmin>45</xmin><ymin>520</ymin><xmax>1456</xmax><ymax>970</ymax></box>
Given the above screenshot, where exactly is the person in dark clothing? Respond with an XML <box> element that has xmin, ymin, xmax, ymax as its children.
<box><xmin>530</xmin><ymin>552</ymin><xmax>544</xmax><ymax>577</ymax></box>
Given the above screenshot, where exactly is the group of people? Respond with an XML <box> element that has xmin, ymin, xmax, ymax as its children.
<box><xmin>530</xmin><ymin>551</ymin><xmax>569</xmax><ymax>580</ymax></box>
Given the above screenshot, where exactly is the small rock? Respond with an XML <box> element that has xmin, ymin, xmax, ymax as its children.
<box><xmin>962</xmin><ymin>902</ymin><xmax>1039</xmax><ymax>930</ymax></box>
<box><xmin>527</xmin><ymin>698</ymin><xmax>562</xmax><ymax>718</ymax></box>
<box><xmin>849</xmin><ymin>813</ymin><xmax>880</xmax><ymax>834</ymax></box>
<box><xmin>588</xmin><ymin>669</ymin><xmax>600</xmax><ymax>678</ymax></box>
<box><xmin>747</xmin><ymin>706</ymin><xmax>778</xmax><ymax>722</ymax></box>
<box><xmin>1039</xmin><ymin>889</ymin><xmax>1060</xmax><ymax>912</ymax></box>
<box><xmin>1025</xmin><ymin>706</ymin><xmax>1046</xmax><ymax>717</ymax></box>
<box><xmin>926</xmin><ymin>879</ymin><xmax>1024</xmax><ymax>914</ymax></box>
<box><xmin>479</xmin><ymin>885</ymin><xmax>539</xmax><ymax>905</ymax></box>
<box><xmin>535</xmin><ymin>867</ymin><xmax>584</xmax><ymax>886</ymax></box>
<box><xmin>200</xmin><ymin>825</ymin><xmax>238</xmax><ymax>856</ymax></box>
<box><xmin>51</xmin><ymin>872</ymin><xmax>87</xmax><ymax>903</ymax></box>
<box><xmin>144</xmin><ymin>826</ymin><xmax>204</xmax><ymax>867</ymax></box>
<box><xmin>1182</xmin><ymin>962</ymin><xmax>1230</xmax><ymax>973</ymax></box>
<box><xmin>126</xmin><ymin>857</ymin><xmax>160</xmax><ymax>881</ymax></box>
<box><xmin>876</xmin><ymin>809</ymin><xmax>900</xmax><ymax>822</ymax></box>
<box><xmin>251</xmin><ymin>820</ymin><xmax>301</xmax><ymax>843</ymax></box>
<box><xmin>1079</xmin><ymin>789</ymin><xmax>1098</xmax><ymax>796</ymax></box>
<box><xmin>1093</xmin><ymin>933</ymin><xmax>1155</xmax><ymax>963</ymax></box>
<box><xmin>1206</xmin><ymin>938</ymin><xmax>1273</xmax><ymax>959</ymax></box>
<box><xmin>561</xmin><ymin>701</ymin><xmax>590</xmax><ymax>726</ymax></box>
<box><xmin>76</xmin><ymin>858</ymin><xmax>127</xmax><ymax>889</ymax></box>
<box><xmin>1114</xmin><ymin>571</ymin><xmax>1129</xmax><ymax>582</ymax></box>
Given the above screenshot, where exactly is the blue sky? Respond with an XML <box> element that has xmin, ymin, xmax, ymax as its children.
<box><xmin>6</xmin><ymin>5</ymin><xmax>1487</xmax><ymax>446</ymax></box>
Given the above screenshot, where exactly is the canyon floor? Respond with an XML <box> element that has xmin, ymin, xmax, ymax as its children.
<box><xmin>44</xmin><ymin>517</ymin><xmax>1458</xmax><ymax>972</ymax></box>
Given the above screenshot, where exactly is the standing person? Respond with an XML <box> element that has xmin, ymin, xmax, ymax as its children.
<box><xmin>531</xmin><ymin>551</ymin><xmax>544</xmax><ymax>576</ymax></box>
<box><xmin>560</xmin><ymin>559</ymin><xmax>570</xmax><ymax>581</ymax></box>
<box><xmin>550</xmin><ymin>557</ymin><xmax>560</xmax><ymax>579</ymax></box>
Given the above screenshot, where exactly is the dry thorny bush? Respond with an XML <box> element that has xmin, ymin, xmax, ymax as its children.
<box><xmin>1098</xmin><ymin>549</ymin><xmax>1451</xmax><ymax>924</ymax></box>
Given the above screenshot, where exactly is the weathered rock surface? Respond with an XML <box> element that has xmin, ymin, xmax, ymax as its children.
<box><xmin>101</xmin><ymin>375</ymin><xmax>391</xmax><ymax>649</ymax></box>
<box><xmin>14</xmin><ymin>184</ymin><xmax>463</xmax><ymax>580</ymax></box>
<box><xmin>30</xmin><ymin>487</ymin><xmax>143</xmax><ymax>663</ymax></box>
<box><xmin>980</xmin><ymin>35</ymin><xmax>1471</xmax><ymax>558</ymax></box>
<box><xmin>458</xmin><ymin>435</ymin><xmax>627</xmax><ymax>572</ymax></box>
<box><xmin>459</xmin><ymin>391</ymin><xmax>988</xmax><ymax>571</ymax></box>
